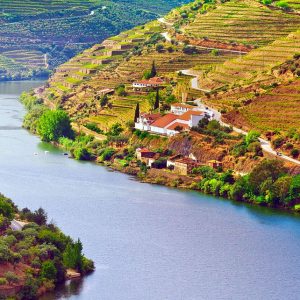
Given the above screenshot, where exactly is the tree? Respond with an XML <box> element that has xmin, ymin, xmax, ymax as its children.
<box><xmin>107</xmin><ymin>123</ymin><xmax>123</xmax><ymax>137</ymax></box>
<box><xmin>270</xmin><ymin>176</ymin><xmax>292</xmax><ymax>205</ymax></box>
<box><xmin>248</xmin><ymin>159</ymin><xmax>287</xmax><ymax>194</ymax></box>
<box><xmin>41</xmin><ymin>260</ymin><xmax>57</xmax><ymax>281</ymax></box>
<box><xmin>289</xmin><ymin>175</ymin><xmax>300</xmax><ymax>201</ymax></box>
<box><xmin>100</xmin><ymin>94</ymin><xmax>109</xmax><ymax>107</ymax></box>
<box><xmin>134</xmin><ymin>103</ymin><xmax>140</xmax><ymax>123</ymax></box>
<box><xmin>245</xmin><ymin>130</ymin><xmax>260</xmax><ymax>146</ymax></box>
<box><xmin>0</xmin><ymin>194</ymin><xmax>14</xmax><ymax>220</ymax></box>
<box><xmin>37</xmin><ymin>110</ymin><xmax>74</xmax><ymax>142</ymax></box>
<box><xmin>154</xmin><ymin>89</ymin><xmax>160</xmax><ymax>110</ymax></box>
<box><xmin>230</xmin><ymin>176</ymin><xmax>249</xmax><ymax>201</ymax></box>
<box><xmin>150</xmin><ymin>60</ymin><xmax>157</xmax><ymax>78</ymax></box>
<box><xmin>63</xmin><ymin>240</ymin><xmax>83</xmax><ymax>273</ymax></box>
<box><xmin>32</xmin><ymin>208</ymin><xmax>47</xmax><ymax>225</ymax></box>
<box><xmin>0</xmin><ymin>243</ymin><xmax>12</xmax><ymax>263</ymax></box>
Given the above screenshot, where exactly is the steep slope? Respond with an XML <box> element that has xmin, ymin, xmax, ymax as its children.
<box><xmin>0</xmin><ymin>0</ymin><xmax>189</xmax><ymax>81</ymax></box>
<box><xmin>40</xmin><ymin>0</ymin><xmax>300</xmax><ymax>154</ymax></box>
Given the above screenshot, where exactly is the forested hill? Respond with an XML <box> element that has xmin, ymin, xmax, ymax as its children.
<box><xmin>0</xmin><ymin>0</ymin><xmax>189</xmax><ymax>81</ymax></box>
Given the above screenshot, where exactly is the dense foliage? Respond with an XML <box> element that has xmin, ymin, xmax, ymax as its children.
<box><xmin>0</xmin><ymin>0</ymin><xmax>189</xmax><ymax>81</ymax></box>
<box><xmin>0</xmin><ymin>194</ymin><xmax>94</xmax><ymax>299</ymax></box>
<box><xmin>195</xmin><ymin>159</ymin><xmax>300</xmax><ymax>209</ymax></box>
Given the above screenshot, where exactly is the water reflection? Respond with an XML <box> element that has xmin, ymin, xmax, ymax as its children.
<box><xmin>40</xmin><ymin>279</ymin><xmax>84</xmax><ymax>300</ymax></box>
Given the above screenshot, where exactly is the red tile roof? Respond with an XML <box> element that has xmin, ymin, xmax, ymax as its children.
<box><xmin>134</xmin><ymin>77</ymin><xmax>164</xmax><ymax>85</ymax></box>
<box><xmin>141</xmin><ymin>113</ymin><xmax>161</xmax><ymax>121</ymax></box>
<box><xmin>171</xmin><ymin>103</ymin><xmax>194</xmax><ymax>109</ymax></box>
<box><xmin>178</xmin><ymin>110</ymin><xmax>204</xmax><ymax>121</ymax></box>
<box><xmin>148</xmin><ymin>77</ymin><xmax>164</xmax><ymax>84</ymax></box>
<box><xmin>151</xmin><ymin>113</ymin><xmax>178</xmax><ymax>128</ymax></box>
<box><xmin>166</xmin><ymin>122</ymin><xmax>189</xmax><ymax>131</ymax></box>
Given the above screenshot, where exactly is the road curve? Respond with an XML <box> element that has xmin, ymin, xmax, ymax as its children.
<box><xmin>185</xmin><ymin>72</ymin><xmax>300</xmax><ymax>166</ymax></box>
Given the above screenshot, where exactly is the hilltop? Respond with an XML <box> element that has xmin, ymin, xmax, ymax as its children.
<box><xmin>37</xmin><ymin>0</ymin><xmax>300</xmax><ymax>166</ymax></box>
<box><xmin>0</xmin><ymin>0</ymin><xmax>189</xmax><ymax>81</ymax></box>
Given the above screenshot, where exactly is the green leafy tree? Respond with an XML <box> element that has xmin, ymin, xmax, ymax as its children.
<box><xmin>248</xmin><ymin>159</ymin><xmax>287</xmax><ymax>194</ymax></box>
<box><xmin>289</xmin><ymin>175</ymin><xmax>300</xmax><ymax>201</ymax></box>
<box><xmin>245</xmin><ymin>130</ymin><xmax>260</xmax><ymax>146</ymax></box>
<box><xmin>230</xmin><ymin>176</ymin><xmax>250</xmax><ymax>201</ymax></box>
<box><xmin>270</xmin><ymin>176</ymin><xmax>292</xmax><ymax>205</ymax></box>
<box><xmin>63</xmin><ymin>240</ymin><xmax>83</xmax><ymax>272</ymax></box>
<box><xmin>41</xmin><ymin>260</ymin><xmax>57</xmax><ymax>281</ymax></box>
<box><xmin>0</xmin><ymin>194</ymin><xmax>14</xmax><ymax>220</ymax></box>
<box><xmin>37</xmin><ymin>110</ymin><xmax>74</xmax><ymax>142</ymax></box>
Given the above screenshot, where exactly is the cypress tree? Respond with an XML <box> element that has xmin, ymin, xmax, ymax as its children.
<box><xmin>154</xmin><ymin>89</ymin><xmax>160</xmax><ymax>110</ymax></box>
<box><xmin>134</xmin><ymin>103</ymin><xmax>140</xmax><ymax>122</ymax></box>
<box><xmin>150</xmin><ymin>60</ymin><xmax>157</xmax><ymax>78</ymax></box>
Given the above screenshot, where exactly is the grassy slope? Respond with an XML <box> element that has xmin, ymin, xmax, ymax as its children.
<box><xmin>0</xmin><ymin>0</ymin><xmax>189</xmax><ymax>80</ymax></box>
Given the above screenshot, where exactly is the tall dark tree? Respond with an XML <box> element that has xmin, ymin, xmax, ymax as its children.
<box><xmin>150</xmin><ymin>60</ymin><xmax>157</xmax><ymax>78</ymax></box>
<box><xmin>154</xmin><ymin>89</ymin><xmax>160</xmax><ymax>110</ymax></box>
<box><xmin>134</xmin><ymin>103</ymin><xmax>140</xmax><ymax>123</ymax></box>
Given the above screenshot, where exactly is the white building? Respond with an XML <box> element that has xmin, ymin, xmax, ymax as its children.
<box><xmin>132</xmin><ymin>77</ymin><xmax>164</xmax><ymax>90</ymax></box>
<box><xmin>136</xmin><ymin>110</ymin><xmax>206</xmax><ymax>136</ymax></box>
<box><xmin>171</xmin><ymin>103</ymin><xmax>196</xmax><ymax>115</ymax></box>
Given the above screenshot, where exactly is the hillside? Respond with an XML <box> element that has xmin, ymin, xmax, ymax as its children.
<box><xmin>0</xmin><ymin>193</ymin><xmax>94</xmax><ymax>299</ymax></box>
<box><xmin>39</xmin><ymin>0</ymin><xmax>300</xmax><ymax>162</ymax></box>
<box><xmin>0</xmin><ymin>0</ymin><xmax>188</xmax><ymax>81</ymax></box>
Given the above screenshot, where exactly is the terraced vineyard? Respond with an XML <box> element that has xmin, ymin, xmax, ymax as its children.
<box><xmin>182</xmin><ymin>0</ymin><xmax>300</xmax><ymax>47</ymax></box>
<box><xmin>241</xmin><ymin>79</ymin><xmax>300</xmax><ymax>132</ymax></box>
<box><xmin>0</xmin><ymin>0</ymin><xmax>189</xmax><ymax>80</ymax></box>
<box><xmin>200</xmin><ymin>30</ymin><xmax>300</xmax><ymax>90</ymax></box>
<box><xmin>41</xmin><ymin>0</ymin><xmax>300</xmax><ymax>137</ymax></box>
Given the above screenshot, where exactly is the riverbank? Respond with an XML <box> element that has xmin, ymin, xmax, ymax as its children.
<box><xmin>20</xmin><ymin>91</ymin><xmax>300</xmax><ymax>214</ymax></box>
<box><xmin>0</xmin><ymin>194</ymin><xmax>94</xmax><ymax>299</ymax></box>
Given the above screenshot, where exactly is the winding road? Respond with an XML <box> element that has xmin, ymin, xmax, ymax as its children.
<box><xmin>157</xmin><ymin>17</ymin><xmax>300</xmax><ymax>166</ymax></box>
<box><xmin>187</xmin><ymin>72</ymin><xmax>300</xmax><ymax>166</ymax></box>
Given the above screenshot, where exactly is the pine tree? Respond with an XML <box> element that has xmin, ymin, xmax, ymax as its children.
<box><xmin>150</xmin><ymin>60</ymin><xmax>157</xmax><ymax>78</ymax></box>
<box><xmin>154</xmin><ymin>89</ymin><xmax>160</xmax><ymax>110</ymax></box>
<box><xmin>134</xmin><ymin>103</ymin><xmax>140</xmax><ymax>123</ymax></box>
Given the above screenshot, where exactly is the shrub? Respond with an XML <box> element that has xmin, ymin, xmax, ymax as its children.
<box><xmin>73</xmin><ymin>147</ymin><xmax>91</xmax><ymax>161</ymax></box>
<box><xmin>100</xmin><ymin>148</ymin><xmax>115</xmax><ymax>161</ymax></box>
<box><xmin>5</xmin><ymin>272</ymin><xmax>19</xmax><ymax>285</ymax></box>
<box><xmin>272</xmin><ymin>137</ymin><xmax>285</xmax><ymax>148</ymax></box>
<box><xmin>41</xmin><ymin>261</ymin><xmax>57</xmax><ymax>281</ymax></box>
<box><xmin>0</xmin><ymin>278</ymin><xmax>7</xmax><ymax>285</ymax></box>
<box><xmin>291</xmin><ymin>149</ymin><xmax>299</xmax><ymax>158</ymax></box>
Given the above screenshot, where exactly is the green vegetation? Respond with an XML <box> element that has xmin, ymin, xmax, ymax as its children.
<box><xmin>37</xmin><ymin>110</ymin><xmax>74</xmax><ymax>142</ymax></box>
<box><xmin>0</xmin><ymin>0</ymin><xmax>189</xmax><ymax>81</ymax></box>
<box><xmin>196</xmin><ymin>159</ymin><xmax>300</xmax><ymax>208</ymax></box>
<box><xmin>0</xmin><ymin>193</ymin><xmax>94</xmax><ymax>298</ymax></box>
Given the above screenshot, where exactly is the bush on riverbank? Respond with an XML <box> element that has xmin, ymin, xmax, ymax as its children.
<box><xmin>197</xmin><ymin>159</ymin><xmax>300</xmax><ymax>208</ymax></box>
<box><xmin>37</xmin><ymin>110</ymin><xmax>74</xmax><ymax>142</ymax></box>
<box><xmin>0</xmin><ymin>193</ymin><xmax>94</xmax><ymax>299</ymax></box>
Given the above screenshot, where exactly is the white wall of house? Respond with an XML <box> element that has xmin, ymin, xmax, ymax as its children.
<box><xmin>166</xmin><ymin>129</ymin><xmax>179</xmax><ymax>136</ymax></box>
<box><xmin>135</xmin><ymin>122</ymin><xmax>151</xmax><ymax>131</ymax></box>
<box><xmin>171</xmin><ymin>106</ymin><xmax>190</xmax><ymax>115</ymax></box>
<box><xmin>190</xmin><ymin>114</ymin><xmax>205</xmax><ymax>127</ymax></box>
<box><xmin>150</xmin><ymin>126</ymin><xmax>166</xmax><ymax>135</ymax></box>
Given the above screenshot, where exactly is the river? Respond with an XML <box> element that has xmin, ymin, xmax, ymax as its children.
<box><xmin>0</xmin><ymin>81</ymin><xmax>300</xmax><ymax>300</ymax></box>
